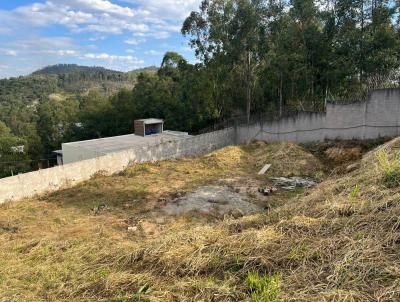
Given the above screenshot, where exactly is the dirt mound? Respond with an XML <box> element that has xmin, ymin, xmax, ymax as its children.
<box><xmin>324</xmin><ymin>146</ymin><xmax>362</xmax><ymax>163</ymax></box>
<box><xmin>251</xmin><ymin>141</ymin><xmax>323</xmax><ymax>177</ymax></box>
<box><xmin>203</xmin><ymin>141</ymin><xmax>323</xmax><ymax>178</ymax></box>
<box><xmin>202</xmin><ymin>146</ymin><xmax>249</xmax><ymax>170</ymax></box>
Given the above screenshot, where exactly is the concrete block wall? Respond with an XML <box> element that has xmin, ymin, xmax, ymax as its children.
<box><xmin>0</xmin><ymin>128</ymin><xmax>236</xmax><ymax>204</ymax></box>
<box><xmin>237</xmin><ymin>89</ymin><xmax>400</xmax><ymax>144</ymax></box>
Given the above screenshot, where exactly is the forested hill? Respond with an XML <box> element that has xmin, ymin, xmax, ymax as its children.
<box><xmin>31</xmin><ymin>64</ymin><xmax>125</xmax><ymax>76</ymax></box>
<box><xmin>0</xmin><ymin>64</ymin><xmax>158</xmax><ymax>105</ymax></box>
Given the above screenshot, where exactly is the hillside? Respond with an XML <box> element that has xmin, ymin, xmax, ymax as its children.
<box><xmin>1</xmin><ymin>139</ymin><xmax>399</xmax><ymax>301</ymax></box>
<box><xmin>32</xmin><ymin>64</ymin><xmax>125</xmax><ymax>77</ymax></box>
<box><xmin>0</xmin><ymin>64</ymin><xmax>158</xmax><ymax>105</ymax></box>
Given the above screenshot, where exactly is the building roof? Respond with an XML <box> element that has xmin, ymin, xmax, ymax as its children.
<box><xmin>135</xmin><ymin>118</ymin><xmax>164</xmax><ymax>124</ymax></box>
<box><xmin>62</xmin><ymin>131</ymin><xmax>190</xmax><ymax>155</ymax></box>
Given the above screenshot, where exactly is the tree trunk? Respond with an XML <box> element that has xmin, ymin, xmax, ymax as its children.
<box><xmin>246</xmin><ymin>51</ymin><xmax>252</xmax><ymax>124</ymax></box>
<box><xmin>279</xmin><ymin>72</ymin><xmax>283</xmax><ymax>117</ymax></box>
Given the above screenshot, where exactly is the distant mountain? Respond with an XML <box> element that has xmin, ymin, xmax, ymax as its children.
<box><xmin>31</xmin><ymin>64</ymin><xmax>124</xmax><ymax>76</ymax></box>
<box><xmin>32</xmin><ymin>64</ymin><xmax>158</xmax><ymax>78</ymax></box>
<box><xmin>0</xmin><ymin>64</ymin><xmax>158</xmax><ymax>106</ymax></box>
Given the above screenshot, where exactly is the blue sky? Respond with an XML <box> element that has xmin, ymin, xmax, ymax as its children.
<box><xmin>0</xmin><ymin>0</ymin><xmax>201</xmax><ymax>78</ymax></box>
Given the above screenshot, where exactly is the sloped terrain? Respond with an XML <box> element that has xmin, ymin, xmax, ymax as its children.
<box><xmin>1</xmin><ymin>140</ymin><xmax>399</xmax><ymax>301</ymax></box>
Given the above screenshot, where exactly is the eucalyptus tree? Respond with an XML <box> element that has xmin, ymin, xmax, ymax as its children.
<box><xmin>183</xmin><ymin>0</ymin><xmax>269</xmax><ymax>122</ymax></box>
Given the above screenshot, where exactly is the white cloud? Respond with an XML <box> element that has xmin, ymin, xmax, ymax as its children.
<box><xmin>83</xmin><ymin>52</ymin><xmax>144</xmax><ymax>64</ymax></box>
<box><xmin>123</xmin><ymin>0</ymin><xmax>200</xmax><ymax>20</ymax></box>
<box><xmin>82</xmin><ymin>52</ymin><xmax>145</xmax><ymax>71</ymax></box>
<box><xmin>0</xmin><ymin>0</ymin><xmax>201</xmax><ymax>78</ymax></box>
<box><xmin>0</xmin><ymin>49</ymin><xmax>18</xmax><ymax>57</ymax></box>
<box><xmin>0</xmin><ymin>0</ymin><xmax>201</xmax><ymax>40</ymax></box>
<box><xmin>56</xmin><ymin>0</ymin><xmax>138</xmax><ymax>17</ymax></box>
<box><xmin>0</xmin><ymin>0</ymin><xmax>184</xmax><ymax>38</ymax></box>
<box><xmin>43</xmin><ymin>50</ymin><xmax>79</xmax><ymax>56</ymax></box>
<box><xmin>145</xmin><ymin>50</ymin><xmax>163</xmax><ymax>56</ymax></box>
<box><xmin>124</xmin><ymin>37</ymin><xmax>146</xmax><ymax>45</ymax></box>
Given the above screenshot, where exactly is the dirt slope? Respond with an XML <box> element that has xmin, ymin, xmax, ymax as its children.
<box><xmin>2</xmin><ymin>140</ymin><xmax>399</xmax><ymax>301</ymax></box>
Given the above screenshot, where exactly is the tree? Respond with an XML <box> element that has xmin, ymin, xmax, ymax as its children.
<box><xmin>37</xmin><ymin>96</ymin><xmax>79</xmax><ymax>155</ymax></box>
<box><xmin>0</xmin><ymin>122</ymin><xmax>29</xmax><ymax>177</ymax></box>
<box><xmin>183</xmin><ymin>0</ymin><xmax>268</xmax><ymax>122</ymax></box>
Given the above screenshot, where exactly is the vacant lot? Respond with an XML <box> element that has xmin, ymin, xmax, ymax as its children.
<box><xmin>1</xmin><ymin>140</ymin><xmax>399</xmax><ymax>301</ymax></box>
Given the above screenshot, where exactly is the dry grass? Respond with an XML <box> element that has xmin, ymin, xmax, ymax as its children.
<box><xmin>324</xmin><ymin>147</ymin><xmax>362</xmax><ymax>164</ymax></box>
<box><xmin>3</xmin><ymin>139</ymin><xmax>400</xmax><ymax>301</ymax></box>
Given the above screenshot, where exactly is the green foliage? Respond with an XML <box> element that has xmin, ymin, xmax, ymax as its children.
<box><xmin>349</xmin><ymin>185</ymin><xmax>361</xmax><ymax>201</ymax></box>
<box><xmin>376</xmin><ymin>148</ymin><xmax>400</xmax><ymax>188</ymax></box>
<box><xmin>0</xmin><ymin>130</ymin><xmax>30</xmax><ymax>178</ymax></box>
<box><xmin>246</xmin><ymin>272</ymin><xmax>281</xmax><ymax>302</ymax></box>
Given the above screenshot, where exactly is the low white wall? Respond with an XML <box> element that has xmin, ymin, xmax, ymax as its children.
<box><xmin>0</xmin><ymin>128</ymin><xmax>235</xmax><ymax>204</ymax></box>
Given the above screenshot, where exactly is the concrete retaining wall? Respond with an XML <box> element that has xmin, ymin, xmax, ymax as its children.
<box><xmin>0</xmin><ymin>128</ymin><xmax>235</xmax><ymax>204</ymax></box>
<box><xmin>236</xmin><ymin>89</ymin><xmax>400</xmax><ymax>143</ymax></box>
<box><xmin>2</xmin><ymin>88</ymin><xmax>400</xmax><ymax>204</ymax></box>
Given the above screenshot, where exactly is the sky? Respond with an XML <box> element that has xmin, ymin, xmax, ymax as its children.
<box><xmin>0</xmin><ymin>0</ymin><xmax>201</xmax><ymax>79</ymax></box>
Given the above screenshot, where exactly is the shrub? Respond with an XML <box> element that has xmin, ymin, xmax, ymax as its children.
<box><xmin>376</xmin><ymin>148</ymin><xmax>400</xmax><ymax>188</ymax></box>
<box><xmin>246</xmin><ymin>272</ymin><xmax>281</xmax><ymax>302</ymax></box>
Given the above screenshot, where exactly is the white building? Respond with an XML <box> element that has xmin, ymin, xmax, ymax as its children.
<box><xmin>60</xmin><ymin>118</ymin><xmax>190</xmax><ymax>164</ymax></box>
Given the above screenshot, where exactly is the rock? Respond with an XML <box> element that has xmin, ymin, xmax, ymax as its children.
<box><xmin>154</xmin><ymin>216</ymin><xmax>167</xmax><ymax>224</ymax></box>
<box><xmin>271</xmin><ymin>177</ymin><xmax>316</xmax><ymax>190</ymax></box>
<box><xmin>158</xmin><ymin>197</ymin><xmax>167</xmax><ymax>203</ymax></box>
<box><xmin>346</xmin><ymin>163</ymin><xmax>360</xmax><ymax>173</ymax></box>
<box><xmin>127</xmin><ymin>226</ymin><xmax>138</xmax><ymax>233</ymax></box>
<box><xmin>93</xmin><ymin>203</ymin><xmax>109</xmax><ymax>215</ymax></box>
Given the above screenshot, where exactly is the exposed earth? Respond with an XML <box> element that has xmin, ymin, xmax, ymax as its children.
<box><xmin>1</xmin><ymin>138</ymin><xmax>398</xmax><ymax>302</ymax></box>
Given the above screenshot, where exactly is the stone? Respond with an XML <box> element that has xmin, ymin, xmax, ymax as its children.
<box><xmin>127</xmin><ymin>226</ymin><xmax>138</xmax><ymax>233</ymax></box>
<box><xmin>271</xmin><ymin>177</ymin><xmax>316</xmax><ymax>190</ymax></box>
<box><xmin>93</xmin><ymin>203</ymin><xmax>109</xmax><ymax>215</ymax></box>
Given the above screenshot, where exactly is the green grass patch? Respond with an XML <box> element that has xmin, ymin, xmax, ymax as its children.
<box><xmin>246</xmin><ymin>272</ymin><xmax>281</xmax><ymax>302</ymax></box>
<box><xmin>376</xmin><ymin>148</ymin><xmax>400</xmax><ymax>188</ymax></box>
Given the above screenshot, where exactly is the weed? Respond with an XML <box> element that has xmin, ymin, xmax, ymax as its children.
<box><xmin>246</xmin><ymin>272</ymin><xmax>281</xmax><ymax>302</ymax></box>
<box><xmin>314</xmin><ymin>171</ymin><xmax>325</xmax><ymax>182</ymax></box>
<box><xmin>289</xmin><ymin>245</ymin><xmax>306</xmax><ymax>260</ymax></box>
<box><xmin>376</xmin><ymin>148</ymin><xmax>400</xmax><ymax>188</ymax></box>
<box><xmin>349</xmin><ymin>185</ymin><xmax>360</xmax><ymax>201</ymax></box>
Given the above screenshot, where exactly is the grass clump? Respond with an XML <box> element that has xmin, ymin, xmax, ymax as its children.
<box><xmin>349</xmin><ymin>185</ymin><xmax>360</xmax><ymax>201</ymax></box>
<box><xmin>246</xmin><ymin>272</ymin><xmax>281</xmax><ymax>302</ymax></box>
<box><xmin>376</xmin><ymin>148</ymin><xmax>400</xmax><ymax>188</ymax></box>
